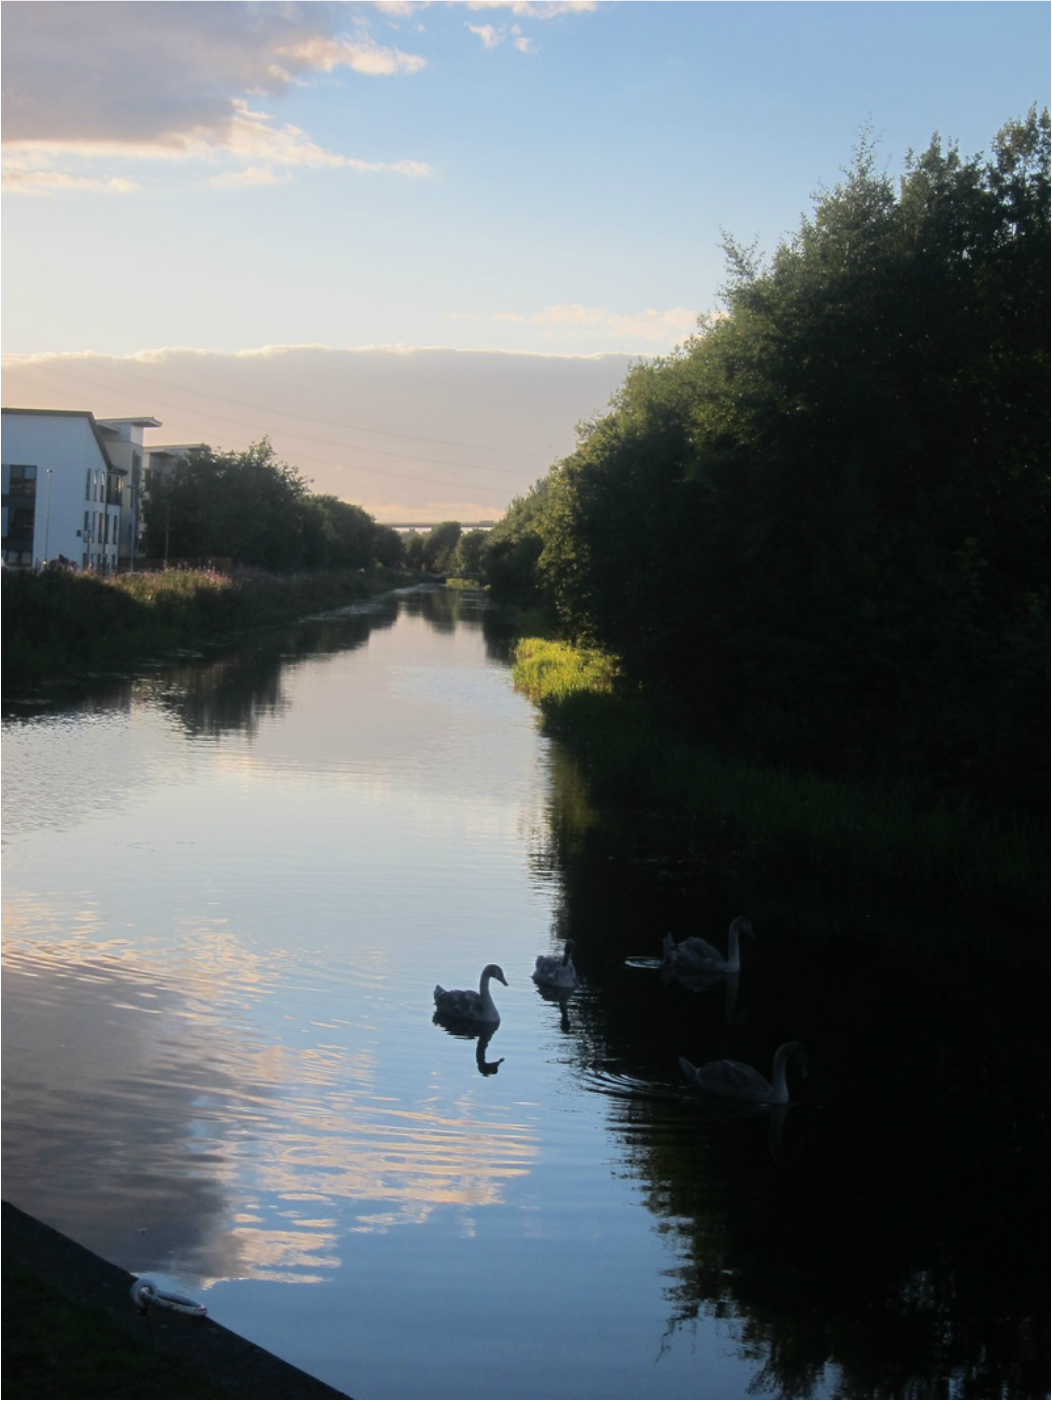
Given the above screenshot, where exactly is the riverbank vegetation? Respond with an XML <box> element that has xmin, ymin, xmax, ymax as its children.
<box><xmin>510</xmin><ymin>638</ymin><xmax>1042</xmax><ymax>910</ymax></box>
<box><xmin>488</xmin><ymin>112</ymin><xmax>1049</xmax><ymax>848</ymax></box>
<box><xmin>2</xmin><ymin>565</ymin><xmax>412</xmax><ymax>687</ymax></box>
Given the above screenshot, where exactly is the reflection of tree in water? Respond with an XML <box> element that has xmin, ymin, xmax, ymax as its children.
<box><xmin>532</xmin><ymin>742</ymin><xmax>1048</xmax><ymax>1399</ymax></box>
<box><xmin>401</xmin><ymin>583</ymin><xmax>492</xmax><ymax>637</ymax></box>
<box><xmin>147</xmin><ymin>580</ymin><xmax>499</xmax><ymax>741</ymax></box>
<box><xmin>150</xmin><ymin>607</ymin><xmax>397</xmax><ymax>739</ymax></box>
<box><xmin>391</xmin><ymin>579</ymin><xmax>517</xmax><ymax>663</ymax></box>
<box><xmin>643</xmin><ymin>1066</ymin><xmax>1045</xmax><ymax>1400</ymax></box>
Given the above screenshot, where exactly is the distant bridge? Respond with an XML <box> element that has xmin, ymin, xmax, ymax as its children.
<box><xmin>385</xmin><ymin>521</ymin><xmax>497</xmax><ymax>532</ymax></box>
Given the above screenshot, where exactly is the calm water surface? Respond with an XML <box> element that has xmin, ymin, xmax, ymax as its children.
<box><xmin>2</xmin><ymin>587</ymin><xmax>1045</xmax><ymax>1399</ymax></box>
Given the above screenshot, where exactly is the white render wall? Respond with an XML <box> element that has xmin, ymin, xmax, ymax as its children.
<box><xmin>96</xmin><ymin>418</ymin><xmax>160</xmax><ymax>565</ymax></box>
<box><xmin>1</xmin><ymin>410</ymin><xmax>123</xmax><ymax>570</ymax></box>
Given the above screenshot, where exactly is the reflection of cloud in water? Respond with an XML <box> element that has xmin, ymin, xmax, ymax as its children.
<box><xmin>2</xmin><ymin>898</ymin><xmax>537</xmax><ymax>1290</ymax></box>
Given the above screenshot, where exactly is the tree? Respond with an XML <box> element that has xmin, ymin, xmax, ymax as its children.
<box><xmin>301</xmin><ymin>495</ymin><xmax>376</xmax><ymax>569</ymax></box>
<box><xmin>483</xmin><ymin>478</ymin><xmax>552</xmax><ymax>605</ymax></box>
<box><xmin>454</xmin><ymin>529</ymin><xmax>488</xmax><ymax>578</ymax></box>
<box><xmin>532</xmin><ymin>110</ymin><xmax>1050</xmax><ymax>813</ymax></box>
<box><xmin>420</xmin><ymin>521</ymin><xmax>462</xmax><ymax>574</ymax></box>
<box><xmin>144</xmin><ymin>439</ymin><xmax>309</xmax><ymax>569</ymax></box>
<box><xmin>143</xmin><ymin>438</ymin><xmax>402</xmax><ymax>572</ymax></box>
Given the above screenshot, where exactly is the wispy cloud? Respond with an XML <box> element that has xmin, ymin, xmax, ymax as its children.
<box><xmin>273</xmin><ymin>34</ymin><xmax>427</xmax><ymax>79</ymax></box>
<box><xmin>1</xmin><ymin>2</ymin><xmax>429</xmax><ymax>193</ymax></box>
<box><xmin>2</xmin><ymin>121</ymin><xmax>431</xmax><ymax>195</ymax></box>
<box><xmin>210</xmin><ymin>102</ymin><xmax>430</xmax><ymax>183</ymax></box>
<box><xmin>373</xmin><ymin>2</ymin><xmax>425</xmax><ymax>16</ymax></box>
<box><xmin>464</xmin><ymin>2</ymin><xmax>597</xmax><ymax>17</ymax></box>
<box><xmin>1</xmin><ymin>1</ymin><xmax>598</xmax><ymax>193</ymax></box>
<box><xmin>466</xmin><ymin>21</ymin><xmax>540</xmax><ymax>53</ymax></box>
<box><xmin>0</xmin><ymin>157</ymin><xmax>142</xmax><ymax>197</ymax></box>
<box><xmin>467</xmin><ymin>24</ymin><xmax>503</xmax><ymax>50</ymax></box>
<box><xmin>208</xmin><ymin>165</ymin><xmax>294</xmax><ymax>191</ymax></box>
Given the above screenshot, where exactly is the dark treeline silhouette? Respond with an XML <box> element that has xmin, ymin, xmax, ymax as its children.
<box><xmin>484</xmin><ymin>110</ymin><xmax>1049</xmax><ymax>818</ymax></box>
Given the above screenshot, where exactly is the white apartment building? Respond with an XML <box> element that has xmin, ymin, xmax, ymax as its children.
<box><xmin>1</xmin><ymin>408</ymin><xmax>168</xmax><ymax>571</ymax></box>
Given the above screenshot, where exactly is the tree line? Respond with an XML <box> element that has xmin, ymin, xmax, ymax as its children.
<box><xmin>482</xmin><ymin>109</ymin><xmax>1049</xmax><ymax>819</ymax></box>
<box><xmin>144</xmin><ymin>439</ymin><xmax>401</xmax><ymax>570</ymax></box>
<box><xmin>143</xmin><ymin>440</ymin><xmax>487</xmax><ymax>577</ymax></box>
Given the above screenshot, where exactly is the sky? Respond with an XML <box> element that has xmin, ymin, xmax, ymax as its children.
<box><xmin>2</xmin><ymin>1</ymin><xmax>1048</xmax><ymax>521</ymax></box>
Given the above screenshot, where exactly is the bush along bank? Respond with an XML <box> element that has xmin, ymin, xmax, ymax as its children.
<box><xmin>510</xmin><ymin>637</ymin><xmax>1046</xmax><ymax>917</ymax></box>
<box><xmin>2</xmin><ymin>566</ymin><xmax>415</xmax><ymax>688</ymax></box>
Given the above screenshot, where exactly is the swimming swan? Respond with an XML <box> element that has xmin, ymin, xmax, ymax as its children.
<box><xmin>663</xmin><ymin>916</ymin><xmax>754</xmax><ymax>975</ymax></box>
<box><xmin>679</xmin><ymin>1041</ymin><xmax>808</xmax><ymax>1105</ymax></box>
<box><xmin>434</xmin><ymin>964</ymin><xmax>508</xmax><ymax>1024</ymax></box>
<box><xmin>532</xmin><ymin>940</ymin><xmax>578</xmax><ymax>990</ymax></box>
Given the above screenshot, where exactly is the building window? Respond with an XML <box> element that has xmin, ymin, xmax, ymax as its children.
<box><xmin>2</xmin><ymin>470</ymin><xmax>37</xmax><ymax>558</ymax></box>
<box><xmin>8</xmin><ymin>464</ymin><xmax>38</xmax><ymax>496</ymax></box>
<box><xmin>8</xmin><ymin>505</ymin><xmax>34</xmax><ymax>542</ymax></box>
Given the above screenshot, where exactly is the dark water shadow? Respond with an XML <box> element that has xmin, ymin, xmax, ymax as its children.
<box><xmin>533</xmin><ymin>735</ymin><xmax>1049</xmax><ymax>1399</ymax></box>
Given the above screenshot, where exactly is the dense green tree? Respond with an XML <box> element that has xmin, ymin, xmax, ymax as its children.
<box><xmin>143</xmin><ymin>438</ymin><xmax>400</xmax><ymax>572</ymax></box>
<box><xmin>534</xmin><ymin>110</ymin><xmax>1049</xmax><ymax>814</ymax></box>
<box><xmin>454</xmin><ymin>528</ymin><xmax>488</xmax><ymax>578</ymax></box>
<box><xmin>144</xmin><ymin>439</ymin><xmax>310</xmax><ymax>569</ymax></box>
<box><xmin>301</xmin><ymin>494</ymin><xmax>375</xmax><ymax>569</ymax></box>
<box><xmin>372</xmin><ymin>523</ymin><xmax>404</xmax><ymax>568</ymax></box>
<box><xmin>402</xmin><ymin>530</ymin><xmax>425</xmax><ymax>571</ymax></box>
<box><xmin>420</xmin><ymin>520</ymin><xmax>462</xmax><ymax>574</ymax></box>
<box><xmin>482</xmin><ymin>479</ymin><xmax>552</xmax><ymax>603</ymax></box>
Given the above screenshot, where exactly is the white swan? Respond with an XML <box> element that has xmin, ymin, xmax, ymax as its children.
<box><xmin>130</xmin><ymin>1278</ymin><xmax>207</xmax><ymax>1317</ymax></box>
<box><xmin>532</xmin><ymin>940</ymin><xmax>578</xmax><ymax>990</ymax></box>
<box><xmin>663</xmin><ymin>916</ymin><xmax>754</xmax><ymax>975</ymax></box>
<box><xmin>434</xmin><ymin>964</ymin><xmax>508</xmax><ymax>1023</ymax></box>
<box><xmin>679</xmin><ymin>1041</ymin><xmax>808</xmax><ymax>1105</ymax></box>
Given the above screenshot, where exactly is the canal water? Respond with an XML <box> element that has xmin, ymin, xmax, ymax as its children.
<box><xmin>1</xmin><ymin>586</ymin><xmax>1045</xmax><ymax>1399</ymax></box>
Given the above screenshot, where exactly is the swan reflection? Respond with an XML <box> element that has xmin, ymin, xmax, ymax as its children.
<box><xmin>662</xmin><ymin>963</ymin><xmax>747</xmax><ymax>1024</ymax></box>
<box><xmin>534</xmin><ymin>981</ymin><xmax>574</xmax><ymax>1032</ymax></box>
<box><xmin>431</xmin><ymin>1011</ymin><xmax>505</xmax><ymax>1076</ymax></box>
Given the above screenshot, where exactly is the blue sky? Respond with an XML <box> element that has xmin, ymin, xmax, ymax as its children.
<box><xmin>2</xmin><ymin>2</ymin><xmax>1048</xmax><ymax>519</ymax></box>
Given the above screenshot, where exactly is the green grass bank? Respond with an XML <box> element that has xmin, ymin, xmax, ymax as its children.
<box><xmin>511</xmin><ymin>637</ymin><xmax>1046</xmax><ymax>915</ymax></box>
<box><xmin>2</xmin><ymin>566</ymin><xmax>415</xmax><ymax>688</ymax></box>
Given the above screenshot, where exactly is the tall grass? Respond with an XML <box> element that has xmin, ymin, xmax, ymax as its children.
<box><xmin>511</xmin><ymin>638</ymin><xmax>620</xmax><ymax>705</ymax></box>
<box><xmin>2</xmin><ymin>566</ymin><xmax>411</xmax><ymax>685</ymax></box>
<box><xmin>510</xmin><ymin>638</ymin><xmax>1046</xmax><ymax>912</ymax></box>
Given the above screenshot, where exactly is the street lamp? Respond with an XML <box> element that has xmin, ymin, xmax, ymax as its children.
<box><xmin>42</xmin><ymin>465</ymin><xmax>52</xmax><ymax>563</ymax></box>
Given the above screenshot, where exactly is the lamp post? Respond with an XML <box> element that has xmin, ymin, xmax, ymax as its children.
<box><xmin>43</xmin><ymin>467</ymin><xmax>53</xmax><ymax>567</ymax></box>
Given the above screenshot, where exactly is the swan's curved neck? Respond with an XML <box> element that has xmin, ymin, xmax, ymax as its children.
<box><xmin>771</xmin><ymin>1046</ymin><xmax>793</xmax><ymax>1103</ymax></box>
<box><xmin>477</xmin><ymin>972</ymin><xmax>498</xmax><ymax>1015</ymax></box>
<box><xmin>724</xmin><ymin>925</ymin><xmax>742</xmax><ymax>972</ymax></box>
